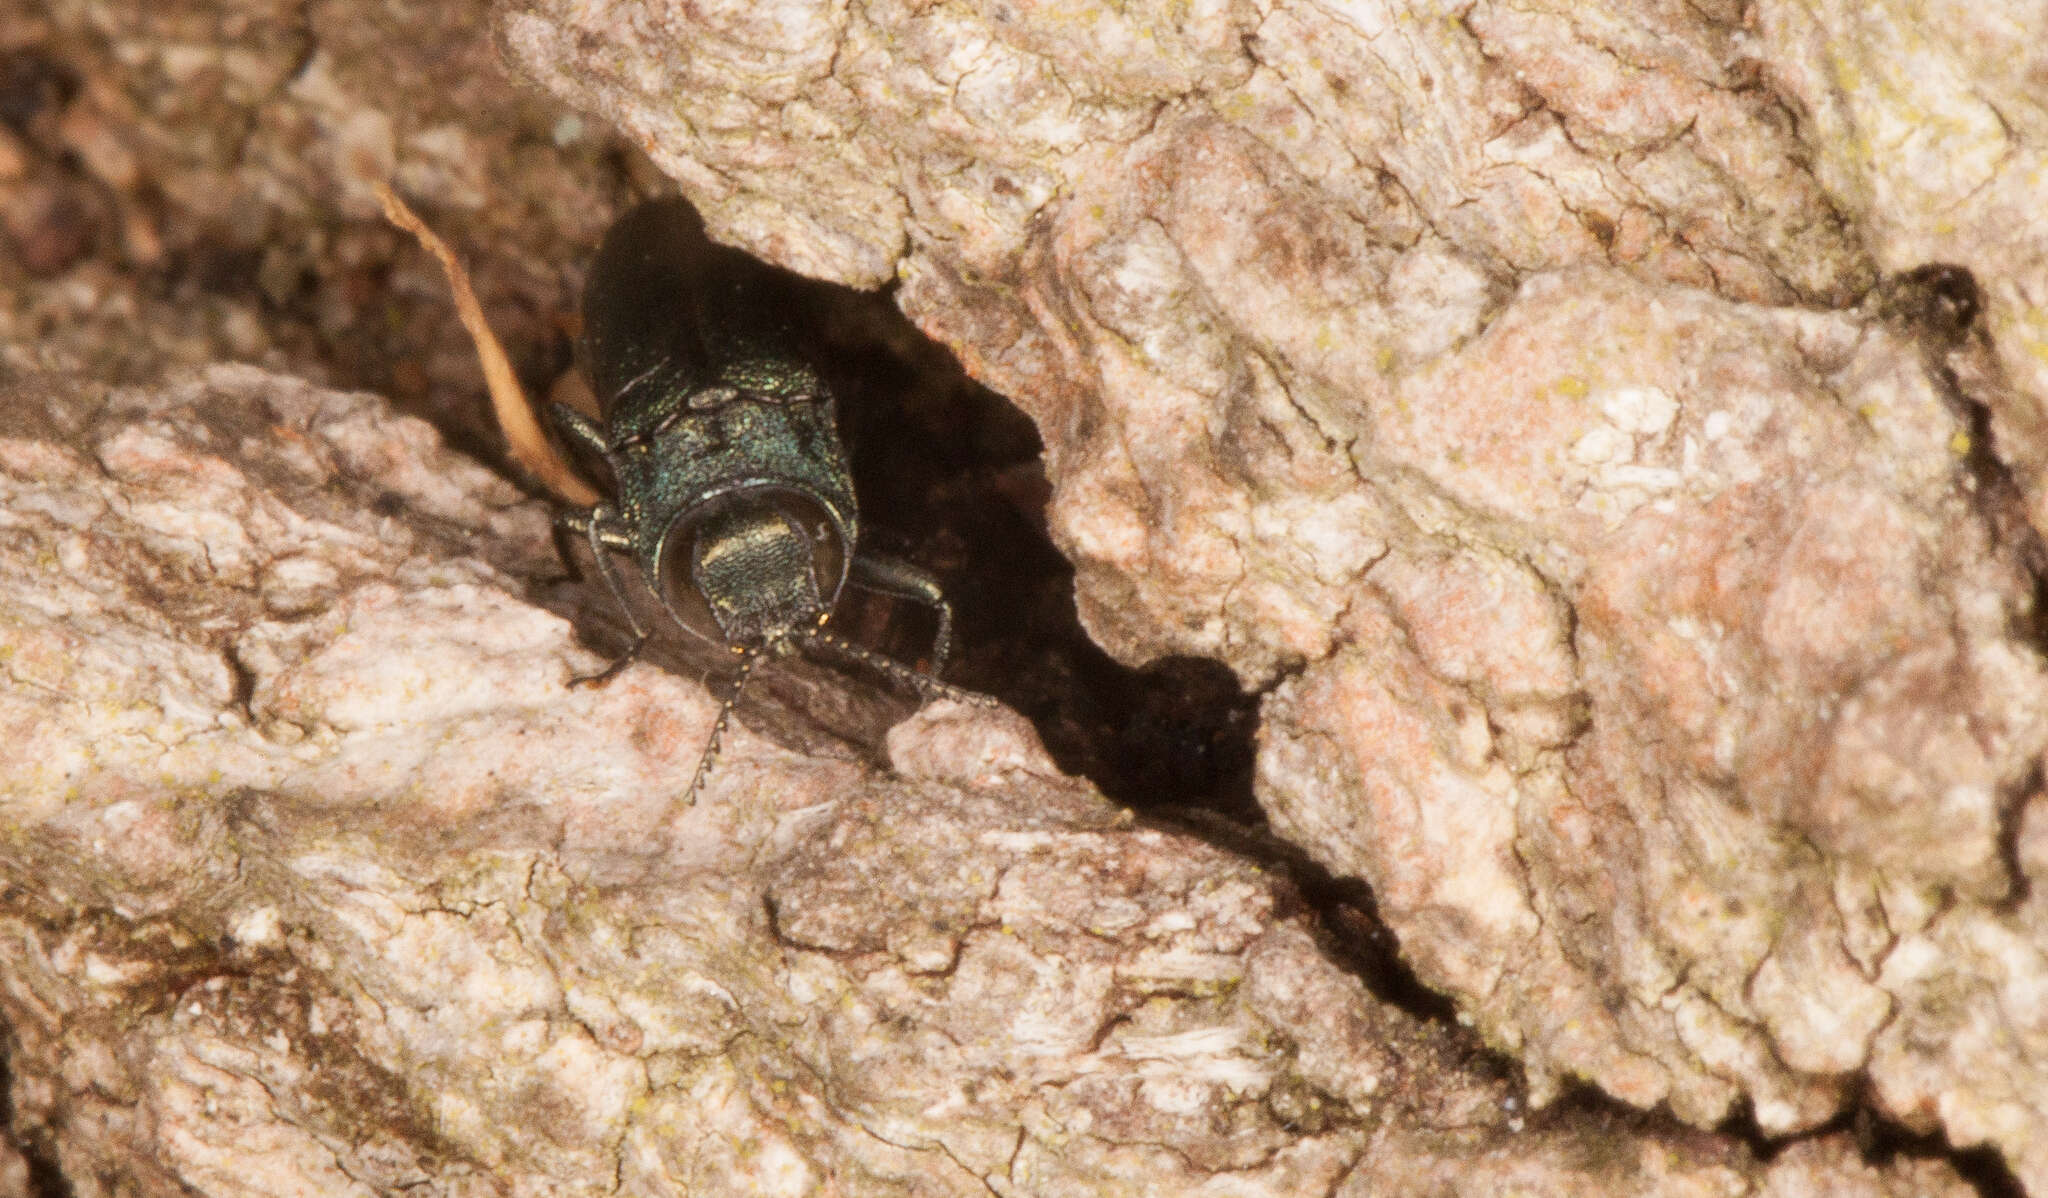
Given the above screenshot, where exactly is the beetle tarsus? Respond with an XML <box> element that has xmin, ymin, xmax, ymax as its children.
<box><xmin>570</xmin><ymin>634</ymin><xmax>648</xmax><ymax>688</ymax></box>
<box><xmin>801</xmin><ymin>629</ymin><xmax>995</xmax><ymax>707</ymax></box>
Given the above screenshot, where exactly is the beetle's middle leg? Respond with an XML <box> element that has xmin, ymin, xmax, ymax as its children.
<box><xmin>557</xmin><ymin>504</ymin><xmax>648</xmax><ymax>686</ymax></box>
<box><xmin>848</xmin><ymin>551</ymin><xmax>956</xmax><ymax>676</ymax></box>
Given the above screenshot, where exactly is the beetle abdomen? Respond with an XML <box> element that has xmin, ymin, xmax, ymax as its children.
<box><xmin>579</xmin><ymin>197</ymin><xmax>827</xmax><ymax>425</ymax></box>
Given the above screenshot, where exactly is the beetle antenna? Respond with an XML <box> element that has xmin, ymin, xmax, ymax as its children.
<box><xmin>686</xmin><ymin>642</ymin><xmax>769</xmax><ymax>803</ymax></box>
<box><xmin>799</xmin><ymin>629</ymin><xmax>996</xmax><ymax>707</ymax></box>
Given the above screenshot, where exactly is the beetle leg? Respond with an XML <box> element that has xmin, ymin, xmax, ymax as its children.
<box><xmin>847</xmin><ymin>551</ymin><xmax>955</xmax><ymax>676</ymax></box>
<box><xmin>550</xmin><ymin>402</ymin><xmax>611</xmax><ymax>457</ymax></box>
<box><xmin>557</xmin><ymin>504</ymin><xmax>649</xmax><ymax>686</ymax></box>
<box><xmin>556</xmin><ymin>504</ymin><xmax>634</xmax><ymax>548</ymax></box>
<box><xmin>799</xmin><ymin>629</ymin><xmax>995</xmax><ymax>707</ymax></box>
<box><xmin>686</xmin><ymin>642</ymin><xmax>768</xmax><ymax>804</ymax></box>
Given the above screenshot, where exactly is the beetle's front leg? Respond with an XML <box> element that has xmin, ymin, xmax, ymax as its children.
<box><xmin>557</xmin><ymin>504</ymin><xmax>648</xmax><ymax>686</ymax></box>
<box><xmin>848</xmin><ymin>551</ymin><xmax>955</xmax><ymax>676</ymax></box>
<box><xmin>799</xmin><ymin>628</ymin><xmax>994</xmax><ymax>708</ymax></box>
<box><xmin>550</xmin><ymin>402</ymin><xmax>611</xmax><ymax>458</ymax></box>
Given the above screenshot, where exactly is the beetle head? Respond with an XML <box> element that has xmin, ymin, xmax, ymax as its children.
<box><xmin>680</xmin><ymin>500</ymin><xmax>828</xmax><ymax>646</ymax></box>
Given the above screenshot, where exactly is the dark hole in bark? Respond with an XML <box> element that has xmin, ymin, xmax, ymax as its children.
<box><xmin>1717</xmin><ymin>1080</ymin><xmax>2027</xmax><ymax>1198</ymax></box>
<box><xmin>0</xmin><ymin>1045</ymin><xmax>76</xmax><ymax>1198</ymax></box>
<box><xmin>0</xmin><ymin>50</ymin><xmax>79</xmax><ymax>134</ymax></box>
<box><xmin>1854</xmin><ymin>1119</ymin><xmax>2026</xmax><ymax>1198</ymax></box>
<box><xmin>808</xmin><ymin>283</ymin><xmax>1268</xmax><ymax>824</ymax></box>
<box><xmin>798</xmin><ymin>272</ymin><xmax>1465</xmax><ymax>1023</ymax></box>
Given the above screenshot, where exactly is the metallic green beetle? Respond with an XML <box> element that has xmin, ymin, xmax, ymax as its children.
<box><xmin>551</xmin><ymin>198</ymin><xmax>983</xmax><ymax>800</ymax></box>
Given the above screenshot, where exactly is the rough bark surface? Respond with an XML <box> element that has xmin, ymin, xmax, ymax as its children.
<box><xmin>0</xmin><ymin>365</ymin><xmax>1972</xmax><ymax>1194</ymax></box>
<box><xmin>496</xmin><ymin>0</ymin><xmax>2048</xmax><ymax>1188</ymax></box>
<box><xmin>0</xmin><ymin>0</ymin><xmax>631</xmax><ymax>438</ymax></box>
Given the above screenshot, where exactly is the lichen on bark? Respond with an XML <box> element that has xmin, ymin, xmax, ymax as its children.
<box><xmin>4</xmin><ymin>0</ymin><xmax>2047</xmax><ymax>1190</ymax></box>
<box><xmin>495</xmin><ymin>0</ymin><xmax>2048</xmax><ymax>1188</ymax></box>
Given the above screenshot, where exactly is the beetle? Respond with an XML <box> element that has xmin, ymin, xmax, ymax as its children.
<box><xmin>548</xmin><ymin>198</ymin><xmax>988</xmax><ymax>800</ymax></box>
